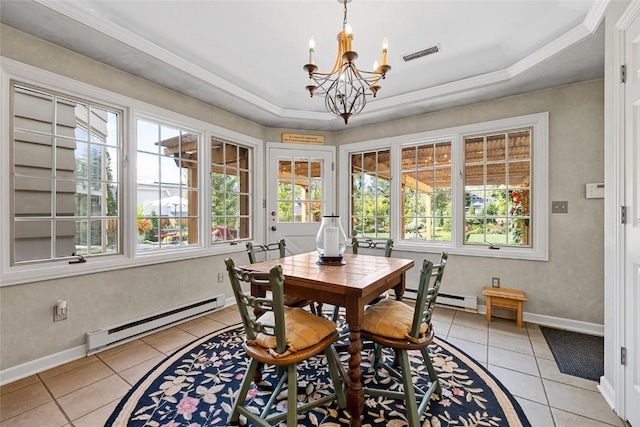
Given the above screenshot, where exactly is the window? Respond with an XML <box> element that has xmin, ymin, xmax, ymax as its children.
<box><xmin>401</xmin><ymin>141</ymin><xmax>452</xmax><ymax>242</ymax></box>
<box><xmin>2</xmin><ymin>61</ymin><xmax>263</xmax><ymax>285</ymax></box>
<box><xmin>464</xmin><ymin>129</ymin><xmax>531</xmax><ymax>248</ymax></box>
<box><xmin>340</xmin><ymin>113</ymin><xmax>548</xmax><ymax>260</ymax></box>
<box><xmin>350</xmin><ymin>149</ymin><xmax>391</xmax><ymax>238</ymax></box>
<box><xmin>211</xmin><ymin>138</ymin><xmax>252</xmax><ymax>243</ymax></box>
<box><xmin>11</xmin><ymin>82</ymin><xmax>121</xmax><ymax>264</ymax></box>
<box><xmin>136</xmin><ymin>119</ymin><xmax>199</xmax><ymax>251</ymax></box>
<box><xmin>277</xmin><ymin>157</ymin><xmax>323</xmax><ymax>223</ymax></box>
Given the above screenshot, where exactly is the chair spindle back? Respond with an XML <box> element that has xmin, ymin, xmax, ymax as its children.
<box><xmin>411</xmin><ymin>252</ymin><xmax>448</xmax><ymax>338</ymax></box>
<box><xmin>351</xmin><ymin>237</ymin><xmax>393</xmax><ymax>257</ymax></box>
<box><xmin>246</xmin><ymin>239</ymin><xmax>286</xmax><ymax>263</ymax></box>
<box><xmin>225</xmin><ymin>257</ymin><xmax>287</xmax><ymax>355</ymax></box>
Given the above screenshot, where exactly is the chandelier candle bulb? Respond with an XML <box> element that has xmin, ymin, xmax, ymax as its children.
<box><xmin>309</xmin><ymin>37</ymin><xmax>315</xmax><ymax>64</ymax></box>
<box><xmin>372</xmin><ymin>61</ymin><xmax>380</xmax><ymax>87</ymax></box>
<box><xmin>381</xmin><ymin>37</ymin><xmax>388</xmax><ymax>65</ymax></box>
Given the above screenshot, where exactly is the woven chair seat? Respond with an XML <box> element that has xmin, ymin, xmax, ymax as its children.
<box><xmin>251</xmin><ymin>307</ymin><xmax>338</xmax><ymax>357</ymax></box>
<box><xmin>362</xmin><ymin>299</ymin><xmax>430</xmax><ymax>344</ymax></box>
<box><xmin>246</xmin><ymin>329</ymin><xmax>339</xmax><ymax>366</ymax></box>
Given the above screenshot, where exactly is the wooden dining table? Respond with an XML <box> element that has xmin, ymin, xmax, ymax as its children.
<box><xmin>242</xmin><ymin>251</ymin><xmax>414</xmax><ymax>427</ymax></box>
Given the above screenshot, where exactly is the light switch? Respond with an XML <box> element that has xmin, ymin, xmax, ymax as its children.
<box><xmin>551</xmin><ymin>201</ymin><xmax>568</xmax><ymax>213</ymax></box>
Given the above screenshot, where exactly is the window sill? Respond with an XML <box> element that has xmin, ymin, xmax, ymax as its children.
<box><xmin>0</xmin><ymin>244</ymin><xmax>247</xmax><ymax>287</ymax></box>
<box><xmin>393</xmin><ymin>241</ymin><xmax>548</xmax><ymax>261</ymax></box>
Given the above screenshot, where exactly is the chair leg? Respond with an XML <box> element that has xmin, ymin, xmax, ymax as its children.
<box><xmin>230</xmin><ymin>358</ymin><xmax>259</xmax><ymax>422</ymax></box>
<box><xmin>393</xmin><ymin>349</ymin><xmax>401</xmax><ymax>368</ymax></box>
<box><xmin>326</xmin><ymin>347</ymin><xmax>346</xmax><ymax>408</ymax></box>
<box><xmin>371</xmin><ymin>343</ymin><xmax>383</xmax><ymax>369</ymax></box>
<box><xmin>286</xmin><ymin>364</ymin><xmax>298</xmax><ymax>427</ymax></box>
<box><xmin>421</xmin><ymin>348</ymin><xmax>441</xmax><ymax>394</ymax></box>
<box><xmin>398</xmin><ymin>350</ymin><xmax>421</xmax><ymax>427</ymax></box>
<box><xmin>331</xmin><ymin>305</ymin><xmax>340</xmax><ymax>321</ymax></box>
<box><xmin>254</xmin><ymin>361</ymin><xmax>264</xmax><ymax>383</ymax></box>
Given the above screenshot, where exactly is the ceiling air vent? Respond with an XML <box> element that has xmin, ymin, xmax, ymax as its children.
<box><xmin>403</xmin><ymin>45</ymin><xmax>440</xmax><ymax>62</ymax></box>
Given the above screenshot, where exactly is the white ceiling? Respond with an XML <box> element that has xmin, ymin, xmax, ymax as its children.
<box><xmin>0</xmin><ymin>0</ymin><xmax>606</xmax><ymax>131</ymax></box>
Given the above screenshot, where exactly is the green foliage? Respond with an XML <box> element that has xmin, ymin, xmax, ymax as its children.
<box><xmin>105</xmin><ymin>151</ymin><xmax>117</xmax><ymax>216</ymax></box>
<box><xmin>351</xmin><ymin>173</ymin><xmax>391</xmax><ymax>237</ymax></box>
<box><xmin>149</xmin><ymin>210</ymin><xmax>159</xmax><ymax>242</ymax></box>
<box><xmin>212</xmin><ymin>172</ymin><xmax>241</xmax><ymax>219</ymax></box>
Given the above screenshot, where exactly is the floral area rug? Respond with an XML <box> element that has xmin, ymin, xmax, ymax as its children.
<box><xmin>106</xmin><ymin>324</ymin><xmax>530</xmax><ymax>426</ymax></box>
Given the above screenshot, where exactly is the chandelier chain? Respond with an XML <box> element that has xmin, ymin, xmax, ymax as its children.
<box><xmin>343</xmin><ymin>0</ymin><xmax>348</xmax><ymax>32</ymax></box>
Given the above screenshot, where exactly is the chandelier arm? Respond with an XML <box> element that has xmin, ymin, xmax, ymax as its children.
<box><xmin>303</xmin><ymin>0</ymin><xmax>389</xmax><ymax>123</ymax></box>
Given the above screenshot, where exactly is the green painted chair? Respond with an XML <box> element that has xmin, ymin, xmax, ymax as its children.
<box><xmin>246</xmin><ymin>239</ymin><xmax>287</xmax><ymax>263</ymax></box>
<box><xmin>225</xmin><ymin>257</ymin><xmax>346</xmax><ymax>426</ymax></box>
<box><xmin>351</xmin><ymin>237</ymin><xmax>394</xmax><ymax>257</ymax></box>
<box><xmin>360</xmin><ymin>253</ymin><xmax>448</xmax><ymax>427</ymax></box>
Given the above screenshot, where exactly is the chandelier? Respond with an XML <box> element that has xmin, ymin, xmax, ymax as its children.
<box><xmin>303</xmin><ymin>0</ymin><xmax>391</xmax><ymax>125</ymax></box>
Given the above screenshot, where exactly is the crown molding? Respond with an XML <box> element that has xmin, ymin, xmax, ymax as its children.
<box><xmin>35</xmin><ymin>0</ymin><xmax>607</xmax><ymax>124</ymax></box>
<box><xmin>34</xmin><ymin>0</ymin><xmax>282</xmax><ymax>116</ymax></box>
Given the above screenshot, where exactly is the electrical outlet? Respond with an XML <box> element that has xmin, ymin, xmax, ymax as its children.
<box><xmin>217</xmin><ymin>272</ymin><xmax>224</xmax><ymax>283</ymax></box>
<box><xmin>53</xmin><ymin>300</ymin><xmax>67</xmax><ymax>322</ymax></box>
<box><xmin>491</xmin><ymin>277</ymin><xmax>500</xmax><ymax>288</ymax></box>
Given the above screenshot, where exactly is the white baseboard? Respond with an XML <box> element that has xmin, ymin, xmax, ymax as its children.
<box><xmin>0</xmin><ymin>345</ymin><xmax>86</xmax><ymax>386</ymax></box>
<box><xmin>597</xmin><ymin>376</ymin><xmax>616</xmax><ymax>411</ymax></box>
<box><xmin>0</xmin><ymin>302</ymin><xmax>605</xmax><ymax>387</ymax></box>
<box><xmin>0</xmin><ymin>301</ymin><xmax>233</xmax><ymax>387</ymax></box>
<box><xmin>477</xmin><ymin>304</ymin><xmax>604</xmax><ymax>336</ymax></box>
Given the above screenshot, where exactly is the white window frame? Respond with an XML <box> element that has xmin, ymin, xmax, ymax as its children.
<box><xmin>0</xmin><ymin>58</ymin><xmax>262</xmax><ymax>286</ymax></box>
<box><xmin>339</xmin><ymin>112</ymin><xmax>549</xmax><ymax>261</ymax></box>
<box><xmin>132</xmin><ymin>111</ymin><xmax>205</xmax><ymax>254</ymax></box>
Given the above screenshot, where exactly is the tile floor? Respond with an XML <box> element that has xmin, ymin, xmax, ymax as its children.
<box><xmin>0</xmin><ymin>305</ymin><xmax>629</xmax><ymax>427</ymax></box>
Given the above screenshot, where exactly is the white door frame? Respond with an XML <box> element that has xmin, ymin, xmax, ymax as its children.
<box><xmin>264</xmin><ymin>142</ymin><xmax>337</xmax><ymax>250</ymax></box>
<box><xmin>608</xmin><ymin>1</ymin><xmax>640</xmax><ymax>421</ymax></box>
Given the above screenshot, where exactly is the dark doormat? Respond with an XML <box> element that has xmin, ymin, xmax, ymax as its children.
<box><xmin>540</xmin><ymin>326</ymin><xmax>604</xmax><ymax>382</ymax></box>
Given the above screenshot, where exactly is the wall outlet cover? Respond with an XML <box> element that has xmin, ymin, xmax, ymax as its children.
<box><xmin>53</xmin><ymin>305</ymin><xmax>67</xmax><ymax>322</ymax></box>
<box><xmin>492</xmin><ymin>277</ymin><xmax>500</xmax><ymax>288</ymax></box>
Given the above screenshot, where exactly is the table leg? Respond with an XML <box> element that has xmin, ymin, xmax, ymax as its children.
<box><xmin>393</xmin><ymin>271</ymin><xmax>406</xmax><ymax>301</ymax></box>
<box><xmin>486</xmin><ymin>296</ymin><xmax>492</xmax><ymax>323</ymax></box>
<box><xmin>347</xmin><ymin>325</ymin><xmax>363</xmax><ymax>427</ymax></box>
<box><xmin>344</xmin><ymin>301</ymin><xmax>365</xmax><ymax>427</ymax></box>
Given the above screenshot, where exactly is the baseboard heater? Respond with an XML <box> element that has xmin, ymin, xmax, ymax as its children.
<box><xmin>85</xmin><ymin>294</ymin><xmax>225</xmax><ymax>354</ymax></box>
<box><xmin>404</xmin><ymin>289</ymin><xmax>478</xmax><ymax>311</ymax></box>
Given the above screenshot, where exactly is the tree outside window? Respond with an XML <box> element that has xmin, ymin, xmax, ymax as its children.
<box><xmin>401</xmin><ymin>141</ymin><xmax>452</xmax><ymax>242</ymax></box>
<box><xmin>464</xmin><ymin>129</ymin><xmax>531</xmax><ymax>248</ymax></box>
<box><xmin>211</xmin><ymin>139</ymin><xmax>251</xmax><ymax>242</ymax></box>
<box><xmin>350</xmin><ymin>150</ymin><xmax>391</xmax><ymax>238</ymax></box>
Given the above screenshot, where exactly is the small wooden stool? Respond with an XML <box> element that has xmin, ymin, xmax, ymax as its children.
<box><xmin>482</xmin><ymin>287</ymin><xmax>527</xmax><ymax>328</ymax></box>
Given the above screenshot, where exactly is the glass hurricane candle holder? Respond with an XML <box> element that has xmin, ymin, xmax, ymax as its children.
<box><xmin>316</xmin><ymin>215</ymin><xmax>347</xmax><ymax>265</ymax></box>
